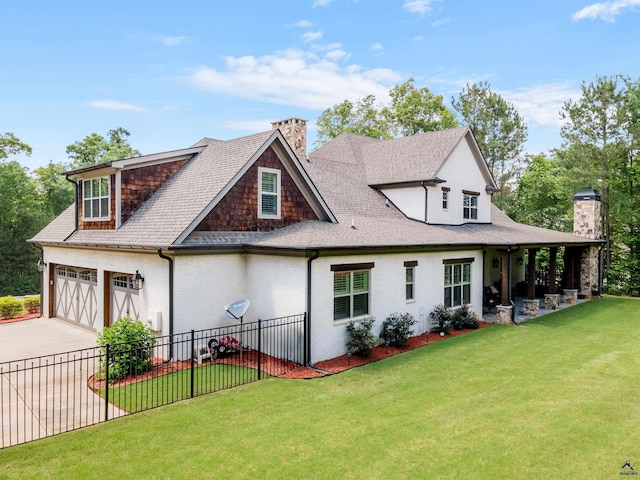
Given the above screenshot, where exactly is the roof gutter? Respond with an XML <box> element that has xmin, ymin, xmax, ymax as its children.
<box><xmin>157</xmin><ymin>249</ymin><xmax>174</xmax><ymax>360</ymax></box>
<box><xmin>63</xmin><ymin>176</ymin><xmax>79</xmax><ymax>241</ymax></box>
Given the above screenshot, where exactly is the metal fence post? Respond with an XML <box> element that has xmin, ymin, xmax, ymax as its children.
<box><xmin>190</xmin><ymin>330</ymin><xmax>195</xmax><ymax>399</ymax></box>
<box><xmin>258</xmin><ymin>319</ymin><xmax>262</xmax><ymax>380</ymax></box>
<box><xmin>104</xmin><ymin>343</ymin><xmax>110</xmax><ymax>422</ymax></box>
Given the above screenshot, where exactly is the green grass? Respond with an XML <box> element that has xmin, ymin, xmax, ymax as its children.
<box><xmin>1</xmin><ymin>297</ymin><xmax>639</xmax><ymax>479</ymax></box>
<box><xmin>99</xmin><ymin>364</ymin><xmax>264</xmax><ymax>413</ymax></box>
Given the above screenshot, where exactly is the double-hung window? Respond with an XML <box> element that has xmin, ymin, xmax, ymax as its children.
<box><xmin>463</xmin><ymin>191</ymin><xmax>478</xmax><ymax>220</ymax></box>
<box><xmin>83</xmin><ymin>177</ymin><xmax>110</xmax><ymax>220</ymax></box>
<box><xmin>258</xmin><ymin>167</ymin><xmax>281</xmax><ymax>219</ymax></box>
<box><xmin>442</xmin><ymin>187</ymin><xmax>450</xmax><ymax>210</ymax></box>
<box><xmin>443</xmin><ymin>259</ymin><xmax>473</xmax><ymax>308</ymax></box>
<box><xmin>404</xmin><ymin>260</ymin><xmax>417</xmax><ymax>301</ymax></box>
<box><xmin>332</xmin><ymin>263</ymin><xmax>373</xmax><ymax>321</ymax></box>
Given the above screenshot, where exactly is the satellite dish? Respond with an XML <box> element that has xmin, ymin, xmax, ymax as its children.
<box><xmin>224</xmin><ymin>299</ymin><xmax>250</xmax><ymax>320</ymax></box>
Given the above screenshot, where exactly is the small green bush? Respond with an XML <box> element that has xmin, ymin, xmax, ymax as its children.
<box><xmin>346</xmin><ymin>316</ymin><xmax>378</xmax><ymax>357</ymax></box>
<box><xmin>0</xmin><ymin>296</ymin><xmax>24</xmax><ymax>319</ymax></box>
<box><xmin>451</xmin><ymin>305</ymin><xmax>479</xmax><ymax>330</ymax></box>
<box><xmin>97</xmin><ymin>317</ymin><xmax>157</xmax><ymax>383</ymax></box>
<box><xmin>23</xmin><ymin>295</ymin><xmax>41</xmax><ymax>314</ymax></box>
<box><xmin>380</xmin><ymin>312</ymin><xmax>416</xmax><ymax>347</ymax></box>
<box><xmin>429</xmin><ymin>304</ymin><xmax>451</xmax><ymax>334</ymax></box>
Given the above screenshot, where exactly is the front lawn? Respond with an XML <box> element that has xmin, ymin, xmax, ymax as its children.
<box><xmin>1</xmin><ymin>297</ymin><xmax>638</xmax><ymax>479</ymax></box>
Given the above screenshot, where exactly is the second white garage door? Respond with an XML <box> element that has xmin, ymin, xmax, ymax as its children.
<box><xmin>111</xmin><ymin>273</ymin><xmax>140</xmax><ymax>324</ymax></box>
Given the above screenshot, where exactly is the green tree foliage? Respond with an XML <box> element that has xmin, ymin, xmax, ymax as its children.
<box><xmin>315</xmin><ymin>79</ymin><xmax>458</xmax><ymax>147</ymax></box>
<box><xmin>66</xmin><ymin>127</ymin><xmax>140</xmax><ymax>168</ymax></box>
<box><xmin>451</xmin><ymin>81</ymin><xmax>528</xmax><ymax>209</ymax></box>
<box><xmin>0</xmin><ymin>132</ymin><xmax>32</xmax><ymax>160</ymax></box>
<box><xmin>33</xmin><ymin>161</ymin><xmax>75</xmax><ymax>218</ymax></box>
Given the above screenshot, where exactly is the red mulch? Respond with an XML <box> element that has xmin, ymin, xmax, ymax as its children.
<box><xmin>280</xmin><ymin>322</ymin><xmax>492</xmax><ymax>379</ymax></box>
<box><xmin>0</xmin><ymin>312</ymin><xmax>40</xmax><ymax>325</ymax></box>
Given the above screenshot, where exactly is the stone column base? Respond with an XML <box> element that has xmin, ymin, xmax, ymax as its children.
<box><xmin>544</xmin><ymin>294</ymin><xmax>560</xmax><ymax>310</ymax></box>
<box><xmin>523</xmin><ymin>299</ymin><xmax>539</xmax><ymax>317</ymax></box>
<box><xmin>496</xmin><ymin>305</ymin><xmax>513</xmax><ymax>325</ymax></box>
<box><xmin>563</xmin><ymin>289</ymin><xmax>578</xmax><ymax>305</ymax></box>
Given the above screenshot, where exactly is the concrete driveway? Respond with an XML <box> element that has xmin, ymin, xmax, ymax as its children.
<box><xmin>1</xmin><ymin>318</ymin><xmax>125</xmax><ymax>448</ymax></box>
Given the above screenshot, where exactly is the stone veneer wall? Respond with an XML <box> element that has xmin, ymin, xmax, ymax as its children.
<box><xmin>272</xmin><ymin>118</ymin><xmax>307</xmax><ymax>158</ymax></box>
<box><xmin>573</xmin><ymin>194</ymin><xmax>602</xmax><ymax>296</ymax></box>
<box><xmin>195</xmin><ymin>146</ymin><xmax>319</xmax><ymax>232</ymax></box>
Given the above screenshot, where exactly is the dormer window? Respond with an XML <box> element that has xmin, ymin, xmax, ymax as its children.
<box><xmin>258</xmin><ymin>167</ymin><xmax>281</xmax><ymax>219</ymax></box>
<box><xmin>83</xmin><ymin>177</ymin><xmax>110</xmax><ymax>220</ymax></box>
<box><xmin>463</xmin><ymin>191</ymin><xmax>479</xmax><ymax>220</ymax></box>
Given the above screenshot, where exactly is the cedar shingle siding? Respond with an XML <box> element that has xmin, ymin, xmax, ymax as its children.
<box><xmin>195</xmin><ymin>146</ymin><xmax>319</xmax><ymax>232</ymax></box>
<box><xmin>120</xmin><ymin>159</ymin><xmax>188</xmax><ymax>224</ymax></box>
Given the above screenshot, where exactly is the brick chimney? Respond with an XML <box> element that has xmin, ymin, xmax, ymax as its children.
<box><xmin>271</xmin><ymin>118</ymin><xmax>307</xmax><ymax>158</ymax></box>
<box><xmin>573</xmin><ymin>189</ymin><xmax>602</xmax><ymax>296</ymax></box>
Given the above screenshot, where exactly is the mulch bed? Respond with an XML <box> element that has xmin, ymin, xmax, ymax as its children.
<box><xmin>280</xmin><ymin>322</ymin><xmax>492</xmax><ymax>379</ymax></box>
<box><xmin>0</xmin><ymin>312</ymin><xmax>40</xmax><ymax>325</ymax></box>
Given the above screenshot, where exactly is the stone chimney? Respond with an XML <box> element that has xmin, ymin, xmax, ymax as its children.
<box><xmin>271</xmin><ymin>118</ymin><xmax>307</xmax><ymax>158</ymax></box>
<box><xmin>573</xmin><ymin>189</ymin><xmax>602</xmax><ymax>296</ymax></box>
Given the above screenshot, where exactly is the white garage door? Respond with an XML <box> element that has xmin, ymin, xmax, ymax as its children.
<box><xmin>54</xmin><ymin>266</ymin><xmax>98</xmax><ymax>330</ymax></box>
<box><xmin>111</xmin><ymin>274</ymin><xmax>140</xmax><ymax>323</ymax></box>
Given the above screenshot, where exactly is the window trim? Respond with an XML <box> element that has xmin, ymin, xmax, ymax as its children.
<box><xmin>443</xmin><ymin>260</ymin><xmax>472</xmax><ymax>308</ymax></box>
<box><xmin>333</xmin><ymin>269</ymin><xmax>371</xmax><ymax>322</ymax></box>
<box><xmin>258</xmin><ymin>167</ymin><xmax>281</xmax><ymax>219</ymax></box>
<box><xmin>463</xmin><ymin>192</ymin><xmax>478</xmax><ymax>220</ymax></box>
<box><xmin>405</xmin><ymin>266</ymin><xmax>415</xmax><ymax>301</ymax></box>
<box><xmin>82</xmin><ymin>176</ymin><xmax>110</xmax><ymax>221</ymax></box>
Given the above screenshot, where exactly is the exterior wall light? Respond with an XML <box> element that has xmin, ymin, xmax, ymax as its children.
<box><xmin>37</xmin><ymin>258</ymin><xmax>47</xmax><ymax>273</ymax></box>
<box><xmin>492</xmin><ymin>257</ymin><xmax>499</xmax><ymax>268</ymax></box>
<box><xmin>517</xmin><ymin>256</ymin><xmax>524</xmax><ymax>266</ymax></box>
<box><xmin>133</xmin><ymin>270</ymin><xmax>145</xmax><ymax>290</ymax></box>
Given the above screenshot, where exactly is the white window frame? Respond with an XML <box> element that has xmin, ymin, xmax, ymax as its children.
<box><xmin>444</xmin><ymin>261</ymin><xmax>472</xmax><ymax>308</ymax></box>
<box><xmin>258</xmin><ymin>167</ymin><xmax>281</xmax><ymax>219</ymax></box>
<box><xmin>406</xmin><ymin>266</ymin><xmax>415</xmax><ymax>301</ymax></box>
<box><xmin>333</xmin><ymin>270</ymin><xmax>370</xmax><ymax>322</ymax></box>
<box><xmin>82</xmin><ymin>177</ymin><xmax>110</xmax><ymax>220</ymax></box>
<box><xmin>463</xmin><ymin>193</ymin><xmax>478</xmax><ymax>220</ymax></box>
<box><xmin>442</xmin><ymin>190</ymin><xmax>449</xmax><ymax>210</ymax></box>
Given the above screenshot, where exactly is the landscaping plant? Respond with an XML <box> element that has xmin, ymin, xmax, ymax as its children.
<box><xmin>0</xmin><ymin>295</ymin><xmax>24</xmax><ymax>319</ymax></box>
<box><xmin>96</xmin><ymin>317</ymin><xmax>157</xmax><ymax>383</ymax></box>
<box><xmin>380</xmin><ymin>312</ymin><xmax>416</xmax><ymax>347</ymax></box>
<box><xmin>429</xmin><ymin>304</ymin><xmax>451</xmax><ymax>334</ymax></box>
<box><xmin>346</xmin><ymin>316</ymin><xmax>378</xmax><ymax>357</ymax></box>
<box><xmin>23</xmin><ymin>295</ymin><xmax>40</xmax><ymax>314</ymax></box>
<box><xmin>451</xmin><ymin>305</ymin><xmax>479</xmax><ymax>330</ymax></box>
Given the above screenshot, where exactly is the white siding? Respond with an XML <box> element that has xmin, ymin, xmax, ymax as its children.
<box><xmin>380</xmin><ymin>187</ymin><xmax>425</xmax><ymax>221</ymax></box>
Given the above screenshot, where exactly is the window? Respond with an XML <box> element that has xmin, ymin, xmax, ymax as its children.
<box><xmin>333</xmin><ymin>270</ymin><xmax>370</xmax><ymax>321</ymax></box>
<box><xmin>463</xmin><ymin>192</ymin><xmax>478</xmax><ymax>220</ymax></box>
<box><xmin>83</xmin><ymin>177</ymin><xmax>110</xmax><ymax>220</ymax></box>
<box><xmin>442</xmin><ymin>187</ymin><xmax>450</xmax><ymax>210</ymax></box>
<box><xmin>258</xmin><ymin>167</ymin><xmax>281</xmax><ymax>219</ymax></box>
<box><xmin>443</xmin><ymin>260</ymin><xmax>472</xmax><ymax>308</ymax></box>
<box><xmin>406</xmin><ymin>267</ymin><xmax>415</xmax><ymax>300</ymax></box>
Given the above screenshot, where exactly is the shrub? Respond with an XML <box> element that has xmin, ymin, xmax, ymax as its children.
<box><xmin>346</xmin><ymin>316</ymin><xmax>378</xmax><ymax>357</ymax></box>
<box><xmin>429</xmin><ymin>304</ymin><xmax>452</xmax><ymax>334</ymax></box>
<box><xmin>97</xmin><ymin>317</ymin><xmax>157</xmax><ymax>383</ymax></box>
<box><xmin>380</xmin><ymin>312</ymin><xmax>416</xmax><ymax>347</ymax></box>
<box><xmin>0</xmin><ymin>296</ymin><xmax>24</xmax><ymax>319</ymax></box>
<box><xmin>451</xmin><ymin>305</ymin><xmax>480</xmax><ymax>330</ymax></box>
<box><xmin>23</xmin><ymin>295</ymin><xmax>40</xmax><ymax>314</ymax></box>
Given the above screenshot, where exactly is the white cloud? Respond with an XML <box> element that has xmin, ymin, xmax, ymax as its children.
<box><xmin>370</xmin><ymin>43</ymin><xmax>384</xmax><ymax>51</ymax></box>
<box><xmin>301</xmin><ymin>30</ymin><xmax>323</xmax><ymax>43</ymax></box>
<box><xmin>85</xmin><ymin>100</ymin><xmax>147</xmax><ymax>112</ymax></box>
<box><xmin>572</xmin><ymin>0</ymin><xmax>640</xmax><ymax>21</ymax></box>
<box><xmin>312</xmin><ymin>0</ymin><xmax>334</xmax><ymax>6</ymax></box>
<box><xmin>156</xmin><ymin>35</ymin><xmax>188</xmax><ymax>46</ymax></box>
<box><xmin>188</xmin><ymin>49</ymin><xmax>401</xmax><ymax>110</ymax></box>
<box><xmin>404</xmin><ymin>0</ymin><xmax>436</xmax><ymax>14</ymax></box>
<box><xmin>431</xmin><ymin>17</ymin><xmax>450</xmax><ymax>27</ymax></box>
<box><xmin>292</xmin><ymin>20</ymin><xmax>314</xmax><ymax>28</ymax></box>
<box><xmin>498</xmin><ymin>83</ymin><xmax>580</xmax><ymax>127</ymax></box>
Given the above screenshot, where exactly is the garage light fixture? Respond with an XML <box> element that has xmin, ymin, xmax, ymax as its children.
<box><xmin>37</xmin><ymin>258</ymin><xmax>47</xmax><ymax>273</ymax></box>
<box><xmin>133</xmin><ymin>270</ymin><xmax>144</xmax><ymax>290</ymax></box>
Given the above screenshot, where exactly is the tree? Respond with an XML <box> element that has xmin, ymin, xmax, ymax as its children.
<box><xmin>451</xmin><ymin>81</ymin><xmax>528</xmax><ymax>209</ymax></box>
<box><xmin>0</xmin><ymin>132</ymin><xmax>32</xmax><ymax>160</ymax></box>
<box><xmin>386</xmin><ymin>78</ymin><xmax>458</xmax><ymax>136</ymax></box>
<box><xmin>314</xmin><ymin>79</ymin><xmax>458</xmax><ymax>146</ymax></box>
<box><xmin>558</xmin><ymin>75</ymin><xmax>640</xmax><ymax>294</ymax></box>
<box><xmin>33</xmin><ymin>161</ymin><xmax>75</xmax><ymax>218</ymax></box>
<box><xmin>66</xmin><ymin>127</ymin><xmax>140</xmax><ymax>168</ymax></box>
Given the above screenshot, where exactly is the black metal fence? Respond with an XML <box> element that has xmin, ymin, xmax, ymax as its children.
<box><xmin>0</xmin><ymin>313</ymin><xmax>305</xmax><ymax>449</ymax></box>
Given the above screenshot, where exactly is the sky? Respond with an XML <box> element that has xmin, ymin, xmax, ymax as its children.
<box><xmin>1</xmin><ymin>0</ymin><xmax>639</xmax><ymax>171</ymax></box>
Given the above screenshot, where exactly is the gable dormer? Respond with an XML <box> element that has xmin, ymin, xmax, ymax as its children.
<box><xmin>68</xmin><ymin>146</ymin><xmax>203</xmax><ymax>231</ymax></box>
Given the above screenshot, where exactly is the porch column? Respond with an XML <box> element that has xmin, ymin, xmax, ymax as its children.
<box><xmin>499</xmin><ymin>249</ymin><xmax>510</xmax><ymax>306</ymax></box>
<box><xmin>527</xmin><ymin>248</ymin><xmax>538</xmax><ymax>299</ymax></box>
<box><xmin>548</xmin><ymin>247</ymin><xmax>558</xmax><ymax>294</ymax></box>
<box><xmin>564</xmin><ymin>247</ymin><xmax>576</xmax><ymax>290</ymax></box>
